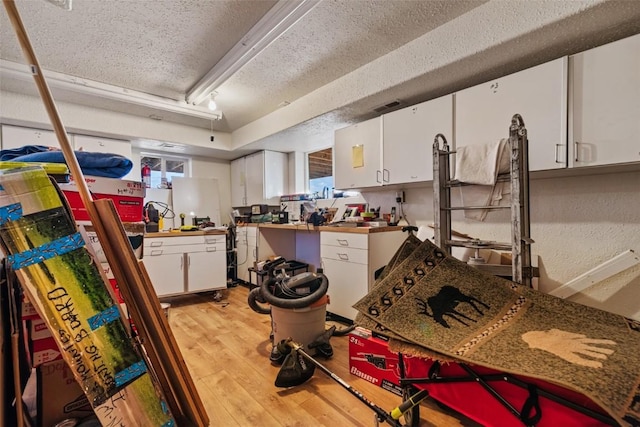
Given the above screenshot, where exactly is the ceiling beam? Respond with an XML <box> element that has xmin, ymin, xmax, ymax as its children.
<box><xmin>0</xmin><ymin>59</ymin><xmax>223</xmax><ymax>121</ymax></box>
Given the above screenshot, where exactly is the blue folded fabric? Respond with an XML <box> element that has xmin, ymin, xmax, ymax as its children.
<box><xmin>9</xmin><ymin>150</ymin><xmax>133</xmax><ymax>178</ymax></box>
<box><xmin>0</xmin><ymin>145</ymin><xmax>51</xmax><ymax>161</ymax></box>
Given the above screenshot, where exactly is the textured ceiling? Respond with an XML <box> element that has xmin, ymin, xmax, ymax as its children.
<box><xmin>1</xmin><ymin>0</ymin><xmax>640</xmax><ymax>158</ymax></box>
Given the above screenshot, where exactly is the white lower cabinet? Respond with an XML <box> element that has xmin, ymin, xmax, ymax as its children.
<box><xmin>320</xmin><ymin>230</ymin><xmax>405</xmax><ymax>320</ymax></box>
<box><xmin>235</xmin><ymin>226</ymin><xmax>257</xmax><ymax>285</ymax></box>
<box><xmin>143</xmin><ymin>234</ymin><xmax>226</xmax><ymax>297</ymax></box>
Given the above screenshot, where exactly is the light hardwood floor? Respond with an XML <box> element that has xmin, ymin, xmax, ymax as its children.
<box><xmin>164</xmin><ymin>286</ymin><xmax>481</xmax><ymax>427</ymax></box>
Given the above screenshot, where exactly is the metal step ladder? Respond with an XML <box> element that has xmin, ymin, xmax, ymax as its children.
<box><xmin>433</xmin><ymin>113</ymin><xmax>537</xmax><ymax>287</ymax></box>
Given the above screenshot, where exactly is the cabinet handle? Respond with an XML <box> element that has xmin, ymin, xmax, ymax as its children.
<box><xmin>383</xmin><ymin>169</ymin><xmax>389</xmax><ymax>183</ymax></box>
<box><xmin>337</xmin><ymin>239</ymin><xmax>349</xmax><ymax>246</ymax></box>
<box><xmin>376</xmin><ymin>170</ymin><xmax>382</xmax><ymax>183</ymax></box>
<box><xmin>555</xmin><ymin>144</ymin><xmax>563</xmax><ymax>164</ymax></box>
<box><xmin>410</xmin><ymin>175</ymin><xmax>418</xmax><ymax>179</ymax></box>
<box><xmin>180</xmin><ymin>256</ymin><xmax>183</xmax><ymax>270</ymax></box>
<box><xmin>338</xmin><ymin>253</ymin><xmax>349</xmax><ymax>260</ymax></box>
<box><xmin>206</xmin><ymin>246</ymin><xmax>217</xmax><ymax>252</ymax></box>
<box><xmin>574</xmin><ymin>141</ymin><xmax>580</xmax><ymax>162</ymax></box>
<box><xmin>150</xmin><ymin>249</ymin><xmax>163</xmax><ymax>256</ymax></box>
<box><xmin>150</xmin><ymin>241</ymin><xmax>163</xmax><ymax>247</ymax></box>
<box><xmin>188</xmin><ymin>254</ymin><xmax>191</xmax><ymax>267</ymax></box>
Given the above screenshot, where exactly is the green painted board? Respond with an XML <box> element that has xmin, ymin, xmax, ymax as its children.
<box><xmin>0</xmin><ymin>166</ymin><xmax>174</xmax><ymax>426</ymax></box>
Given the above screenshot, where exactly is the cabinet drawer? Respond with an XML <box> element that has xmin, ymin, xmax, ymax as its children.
<box><xmin>144</xmin><ymin>235</ymin><xmax>204</xmax><ymax>247</ymax></box>
<box><xmin>145</xmin><ymin>246</ymin><xmax>193</xmax><ymax>256</ymax></box>
<box><xmin>204</xmin><ymin>243</ymin><xmax>225</xmax><ymax>253</ymax></box>
<box><xmin>203</xmin><ymin>235</ymin><xmax>226</xmax><ymax>245</ymax></box>
<box><xmin>321</xmin><ymin>245</ymin><xmax>368</xmax><ymax>265</ymax></box>
<box><xmin>320</xmin><ymin>232</ymin><xmax>368</xmax><ymax>250</ymax></box>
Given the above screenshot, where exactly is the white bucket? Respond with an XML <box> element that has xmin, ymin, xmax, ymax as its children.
<box><xmin>271</xmin><ymin>296</ymin><xmax>327</xmax><ymax>349</ymax></box>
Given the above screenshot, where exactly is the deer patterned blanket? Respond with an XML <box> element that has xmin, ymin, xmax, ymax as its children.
<box><xmin>353</xmin><ymin>238</ymin><xmax>640</xmax><ymax>426</ymax></box>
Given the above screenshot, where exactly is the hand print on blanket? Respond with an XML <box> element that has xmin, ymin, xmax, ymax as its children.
<box><xmin>522</xmin><ymin>328</ymin><xmax>616</xmax><ymax>368</ymax></box>
<box><xmin>416</xmin><ymin>285</ymin><xmax>490</xmax><ymax>328</ymax></box>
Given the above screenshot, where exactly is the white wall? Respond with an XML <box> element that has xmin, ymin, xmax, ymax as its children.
<box><xmin>361</xmin><ymin>169</ymin><xmax>640</xmax><ymax>320</ymax></box>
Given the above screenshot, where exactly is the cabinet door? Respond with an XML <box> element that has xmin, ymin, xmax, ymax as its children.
<box><xmin>245</xmin><ymin>152</ymin><xmax>265</xmax><ymax>205</ymax></box>
<box><xmin>1</xmin><ymin>125</ymin><xmax>60</xmax><ymax>150</ymax></box>
<box><xmin>263</xmin><ymin>151</ymin><xmax>287</xmax><ymax>205</ymax></box>
<box><xmin>570</xmin><ymin>34</ymin><xmax>640</xmax><ymax>167</ymax></box>
<box><xmin>455</xmin><ymin>57</ymin><xmax>568</xmax><ymax>171</ymax></box>
<box><xmin>188</xmin><ymin>249</ymin><xmax>226</xmax><ymax>292</ymax></box>
<box><xmin>73</xmin><ymin>134</ymin><xmax>135</xmax><ymax>180</ymax></box>
<box><xmin>230</xmin><ymin>157</ymin><xmax>247</xmax><ymax>207</ymax></box>
<box><xmin>321</xmin><ymin>257</ymin><xmax>368</xmax><ymax>321</ymax></box>
<box><xmin>334</xmin><ymin>117</ymin><xmax>383</xmax><ymax>190</ymax></box>
<box><xmin>235</xmin><ymin>228</ymin><xmax>250</xmax><ymax>283</ymax></box>
<box><xmin>383</xmin><ymin>95</ymin><xmax>453</xmax><ymax>184</ymax></box>
<box><xmin>142</xmin><ymin>252</ymin><xmax>185</xmax><ymax>296</ymax></box>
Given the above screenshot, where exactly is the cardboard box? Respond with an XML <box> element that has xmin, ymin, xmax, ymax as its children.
<box><xmin>59</xmin><ymin>175</ymin><xmax>145</xmax><ymax>222</ymax></box>
<box><xmin>348</xmin><ymin>327</ymin><xmax>403</xmax><ymax>396</ymax></box>
<box><xmin>31</xmin><ymin>335</ymin><xmax>62</xmax><ymax>366</ymax></box>
<box><xmin>37</xmin><ymin>359</ymin><xmax>93</xmax><ymax>427</ymax></box>
<box><xmin>29</xmin><ymin>318</ymin><xmax>52</xmax><ymax>341</ymax></box>
<box><xmin>22</xmin><ymin>295</ymin><xmax>40</xmax><ymax>320</ymax></box>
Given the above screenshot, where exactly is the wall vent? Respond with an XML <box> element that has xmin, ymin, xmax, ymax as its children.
<box><xmin>373</xmin><ymin>99</ymin><xmax>403</xmax><ymax>113</ymax></box>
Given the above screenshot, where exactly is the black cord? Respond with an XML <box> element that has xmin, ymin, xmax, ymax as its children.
<box><xmin>146</xmin><ymin>201</ymin><xmax>175</xmax><ymax>219</ymax></box>
<box><xmin>399</xmin><ymin>202</ymin><xmax>410</xmax><ymax>226</ymax></box>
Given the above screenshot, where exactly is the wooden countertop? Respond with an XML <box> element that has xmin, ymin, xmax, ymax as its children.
<box><xmin>238</xmin><ymin>222</ymin><xmax>403</xmax><ymax>234</ymax></box>
<box><xmin>145</xmin><ymin>229</ymin><xmax>227</xmax><ymax>238</ymax></box>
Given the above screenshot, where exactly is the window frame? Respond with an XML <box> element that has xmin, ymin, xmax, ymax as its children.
<box><xmin>140</xmin><ymin>152</ymin><xmax>190</xmax><ymax>189</ymax></box>
<box><xmin>306</xmin><ymin>147</ymin><xmax>334</xmax><ymax>196</ymax></box>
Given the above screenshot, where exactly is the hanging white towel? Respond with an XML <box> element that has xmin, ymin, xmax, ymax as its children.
<box><xmin>454</xmin><ymin>139</ymin><xmax>510</xmax><ymax>221</ymax></box>
<box><xmin>454</xmin><ymin>138</ymin><xmax>510</xmax><ymax>184</ymax></box>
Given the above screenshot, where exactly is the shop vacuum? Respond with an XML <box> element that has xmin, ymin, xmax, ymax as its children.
<box><xmin>247</xmin><ymin>258</ymin><xmax>332</xmax><ymax>364</ymax></box>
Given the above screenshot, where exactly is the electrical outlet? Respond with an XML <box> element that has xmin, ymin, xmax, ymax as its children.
<box><xmin>395</xmin><ymin>191</ymin><xmax>405</xmax><ymax>204</ymax></box>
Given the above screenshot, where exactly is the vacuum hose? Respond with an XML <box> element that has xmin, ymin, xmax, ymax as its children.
<box><xmin>248</xmin><ymin>271</ymin><xmax>329</xmax><ymax>313</ymax></box>
<box><xmin>261</xmin><ymin>272</ymin><xmax>328</xmax><ymax>309</ymax></box>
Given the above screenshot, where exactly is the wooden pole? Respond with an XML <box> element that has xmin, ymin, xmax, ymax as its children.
<box><xmin>2</xmin><ymin>0</ymin><xmax>93</xmax><ymax>206</ymax></box>
<box><xmin>2</xmin><ymin>1</ymin><xmax>208</xmax><ymax>425</ymax></box>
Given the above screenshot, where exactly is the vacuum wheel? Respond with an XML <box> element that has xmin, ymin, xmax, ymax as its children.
<box><xmin>402</xmin><ymin>385</ymin><xmax>421</xmax><ymax>427</ymax></box>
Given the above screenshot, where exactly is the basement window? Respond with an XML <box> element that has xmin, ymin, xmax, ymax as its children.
<box><xmin>307</xmin><ymin>147</ymin><xmax>333</xmax><ymax>198</ymax></box>
<box><xmin>141</xmin><ymin>154</ymin><xmax>188</xmax><ymax>189</ymax></box>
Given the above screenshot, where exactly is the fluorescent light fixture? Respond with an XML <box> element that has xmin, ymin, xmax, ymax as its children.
<box><xmin>186</xmin><ymin>0</ymin><xmax>320</xmax><ymax>106</ymax></box>
<box><xmin>0</xmin><ymin>59</ymin><xmax>223</xmax><ymax>121</ymax></box>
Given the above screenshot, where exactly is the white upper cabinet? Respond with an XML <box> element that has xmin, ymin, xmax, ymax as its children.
<box><xmin>455</xmin><ymin>57</ymin><xmax>568</xmax><ymax>171</ymax></box>
<box><xmin>261</xmin><ymin>150</ymin><xmax>287</xmax><ymax>205</ymax></box>
<box><xmin>383</xmin><ymin>94</ymin><xmax>453</xmax><ymax>184</ymax></box>
<box><xmin>73</xmin><ymin>134</ymin><xmax>134</xmax><ymax>180</ymax></box>
<box><xmin>334</xmin><ymin>117</ymin><xmax>383</xmax><ymax>190</ymax></box>
<box><xmin>570</xmin><ymin>34</ymin><xmax>640</xmax><ymax>167</ymax></box>
<box><xmin>245</xmin><ymin>151</ymin><xmax>267</xmax><ymax>205</ymax></box>
<box><xmin>230</xmin><ymin>150</ymin><xmax>287</xmax><ymax>207</ymax></box>
<box><xmin>1</xmin><ymin>125</ymin><xmax>60</xmax><ymax>150</ymax></box>
<box><xmin>73</xmin><ymin>134</ymin><xmax>131</xmax><ymax>157</ymax></box>
<box><xmin>230</xmin><ymin>157</ymin><xmax>247</xmax><ymax>207</ymax></box>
